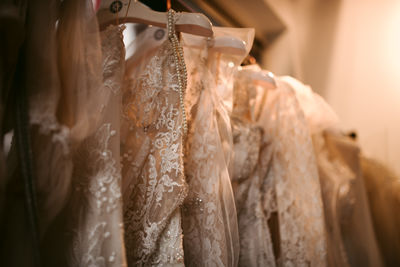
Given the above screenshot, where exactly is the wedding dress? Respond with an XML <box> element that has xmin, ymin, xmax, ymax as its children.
<box><xmin>231</xmin><ymin>68</ymin><xmax>276</xmax><ymax>267</ymax></box>
<box><xmin>207</xmin><ymin>27</ymin><xmax>255</xmax><ymax>180</ymax></box>
<box><xmin>61</xmin><ymin>24</ymin><xmax>127</xmax><ymax>267</ymax></box>
<box><xmin>361</xmin><ymin>156</ymin><xmax>400</xmax><ymax>266</ymax></box>
<box><xmin>282</xmin><ymin>76</ymin><xmax>382</xmax><ymax>267</ymax></box>
<box><xmin>1</xmin><ymin>1</ymin><xmax>127</xmax><ymax>266</ymax></box>
<box><xmin>179</xmin><ymin>33</ymin><xmax>239</xmax><ymax>267</ymax></box>
<box><xmin>258</xmin><ymin>76</ymin><xmax>328</xmax><ymax>267</ymax></box>
<box><xmin>120</xmin><ymin>21</ymin><xmax>187</xmax><ymax>266</ymax></box>
<box><xmin>43</xmin><ymin>23</ymin><xmax>127</xmax><ymax>267</ymax></box>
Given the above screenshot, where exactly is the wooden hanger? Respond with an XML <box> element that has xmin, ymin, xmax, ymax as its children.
<box><xmin>97</xmin><ymin>0</ymin><xmax>213</xmax><ymax>37</ymax></box>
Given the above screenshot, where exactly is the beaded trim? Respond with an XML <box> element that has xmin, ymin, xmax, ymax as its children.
<box><xmin>167</xmin><ymin>9</ymin><xmax>188</xmax><ymax>136</ymax></box>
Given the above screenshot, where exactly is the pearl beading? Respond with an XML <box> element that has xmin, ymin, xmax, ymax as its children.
<box><xmin>167</xmin><ymin>9</ymin><xmax>188</xmax><ymax>136</ymax></box>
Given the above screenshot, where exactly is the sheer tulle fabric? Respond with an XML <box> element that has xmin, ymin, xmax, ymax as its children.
<box><xmin>31</xmin><ymin>0</ymin><xmax>109</xmax><ymax>236</ymax></box>
<box><xmin>41</xmin><ymin>24</ymin><xmax>127</xmax><ymax>267</ymax></box>
<box><xmin>1</xmin><ymin>1</ymin><xmax>123</xmax><ymax>266</ymax></box>
<box><xmin>209</xmin><ymin>27</ymin><xmax>255</xmax><ymax>115</ymax></box>
<box><xmin>57</xmin><ymin>0</ymin><xmax>109</xmax><ymax>143</ymax></box>
<box><xmin>204</xmin><ymin>28</ymin><xmax>255</xmax><ymax>179</ymax></box>
<box><xmin>61</xmin><ymin>25</ymin><xmax>127</xmax><ymax>267</ymax></box>
<box><xmin>181</xmin><ymin>37</ymin><xmax>239</xmax><ymax>267</ymax></box>
<box><xmin>121</xmin><ymin>29</ymin><xmax>187</xmax><ymax>266</ymax></box>
<box><xmin>27</xmin><ymin>0</ymin><xmax>74</xmax><ymax>235</ymax></box>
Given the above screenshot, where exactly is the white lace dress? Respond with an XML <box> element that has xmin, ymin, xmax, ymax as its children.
<box><xmin>283</xmin><ymin>76</ymin><xmax>383</xmax><ymax>267</ymax></box>
<box><xmin>258</xmin><ymin>77</ymin><xmax>328</xmax><ymax>267</ymax></box>
<box><xmin>63</xmin><ymin>25</ymin><xmax>127</xmax><ymax>267</ymax></box>
<box><xmin>230</xmin><ymin>71</ymin><xmax>276</xmax><ymax>267</ymax></box>
<box><xmin>180</xmin><ymin>37</ymin><xmax>239</xmax><ymax>267</ymax></box>
<box><xmin>1</xmin><ymin>2</ymin><xmax>125</xmax><ymax>266</ymax></box>
<box><xmin>121</xmin><ymin>28</ymin><xmax>187</xmax><ymax>266</ymax></box>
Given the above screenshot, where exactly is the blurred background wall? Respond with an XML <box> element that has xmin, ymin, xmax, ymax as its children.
<box><xmin>262</xmin><ymin>0</ymin><xmax>400</xmax><ymax>175</ymax></box>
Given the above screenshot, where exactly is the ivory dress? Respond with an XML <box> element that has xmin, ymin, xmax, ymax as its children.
<box><xmin>282</xmin><ymin>76</ymin><xmax>383</xmax><ymax>267</ymax></box>
<box><xmin>1</xmin><ymin>1</ymin><xmax>126</xmax><ymax>266</ymax></box>
<box><xmin>120</xmin><ymin>24</ymin><xmax>187</xmax><ymax>266</ymax></box>
<box><xmin>180</xmin><ymin>34</ymin><xmax>239</xmax><ymax>267</ymax></box>
<box><xmin>258</xmin><ymin>77</ymin><xmax>328</xmax><ymax>267</ymax></box>
<box><xmin>231</xmin><ymin>69</ymin><xmax>276</xmax><ymax>267</ymax></box>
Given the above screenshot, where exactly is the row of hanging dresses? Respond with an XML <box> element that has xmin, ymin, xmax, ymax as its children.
<box><xmin>231</xmin><ymin>67</ymin><xmax>328</xmax><ymax>266</ymax></box>
<box><xmin>285</xmin><ymin>77</ymin><xmax>383</xmax><ymax>267</ymax></box>
<box><xmin>2</xmin><ymin>0</ymin><xmax>400</xmax><ymax>266</ymax></box>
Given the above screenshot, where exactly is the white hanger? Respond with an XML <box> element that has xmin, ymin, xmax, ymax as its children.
<box><xmin>209</xmin><ymin>36</ymin><xmax>247</xmax><ymax>56</ymax></box>
<box><xmin>239</xmin><ymin>68</ymin><xmax>277</xmax><ymax>89</ymax></box>
<box><xmin>97</xmin><ymin>0</ymin><xmax>213</xmax><ymax>37</ymax></box>
<box><xmin>182</xmin><ymin>35</ymin><xmax>247</xmax><ymax>57</ymax></box>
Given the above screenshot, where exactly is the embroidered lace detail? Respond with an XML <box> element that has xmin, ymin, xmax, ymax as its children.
<box><xmin>231</xmin><ymin>74</ymin><xmax>276</xmax><ymax>267</ymax></box>
<box><xmin>231</xmin><ymin>119</ymin><xmax>262</xmax><ymax>182</ymax></box>
<box><xmin>181</xmin><ymin>45</ymin><xmax>239</xmax><ymax>267</ymax></box>
<box><xmin>121</xmin><ymin>39</ymin><xmax>187</xmax><ymax>266</ymax></box>
<box><xmin>261</xmin><ymin>80</ymin><xmax>327</xmax><ymax>266</ymax></box>
<box><xmin>149</xmin><ymin>209</ymin><xmax>185</xmax><ymax>266</ymax></box>
<box><xmin>70</xmin><ymin>123</ymin><xmax>124</xmax><ymax>267</ymax></box>
<box><xmin>68</xmin><ymin>25</ymin><xmax>126</xmax><ymax>267</ymax></box>
<box><xmin>102</xmin><ymin>25</ymin><xmax>125</xmax><ymax>95</ymax></box>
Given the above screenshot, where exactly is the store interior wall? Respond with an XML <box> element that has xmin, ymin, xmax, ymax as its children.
<box><xmin>262</xmin><ymin>0</ymin><xmax>400</xmax><ymax>175</ymax></box>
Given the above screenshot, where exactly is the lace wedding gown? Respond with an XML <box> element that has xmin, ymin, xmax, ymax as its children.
<box><xmin>1</xmin><ymin>1</ymin><xmax>126</xmax><ymax>266</ymax></box>
<box><xmin>282</xmin><ymin>77</ymin><xmax>383</xmax><ymax>267</ymax></box>
<box><xmin>121</xmin><ymin>23</ymin><xmax>187</xmax><ymax>266</ymax></box>
<box><xmin>258</xmin><ymin>76</ymin><xmax>328</xmax><ymax>267</ymax></box>
<box><xmin>62</xmin><ymin>24</ymin><xmax>127</xmax><ymax>267</ymax></box>
<box><xmin>37</xmin><ymin>24</ymin><xmax>128</xmax><ymax>267</ymax></box>
<box><xmin>180</xmin><ymin>34</ymin><xmax>239</xmax><ymax>267</ymax></box>
<box><xmin>230</xmin><ymin>69</ymin><xmax>276</xmax><ymax>267</ymax></box>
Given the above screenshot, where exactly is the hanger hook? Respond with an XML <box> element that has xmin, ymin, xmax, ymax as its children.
<box><xmin>167</xmin><ymin>0</ymin><xmax>171</xmax><ymax>11</ymax></box>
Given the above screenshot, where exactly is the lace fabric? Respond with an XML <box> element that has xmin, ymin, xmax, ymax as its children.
<box><xmin>2</xmin><ymin>2</ymin><xmax>127</xmax><ymax>266</ymax></box>
<box><xmin>65</xmin><ymin>24</ymin><xmax>127</xmax><ymax>267</ymax></box>
<box><xmin>280</xmin><ymin>76</ymin><xmax>339</xmax><ymax>135</ymax></box>
<box><xmin>121</xmin><ymin>31</ymin><xmax>187</xmax><ymax>266</ymax></box>
<box><xmin>285</xmin><ymin>76</ymin><xmax>383</xmax><ymax>267</ymax></box>
<box><xmin>258</xmin><ymin>78</ymin><xmax>328</xmax><ymax>267</ymax></box>
<box><xmin>180</xmin><ymin>40</ymin><xmax>239</xmax><ymax>267</ymax></box>
<box><xmin>230</xmin><ymin>70</ymin><xmax>276</xmax><ymax>267</ymax></box>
